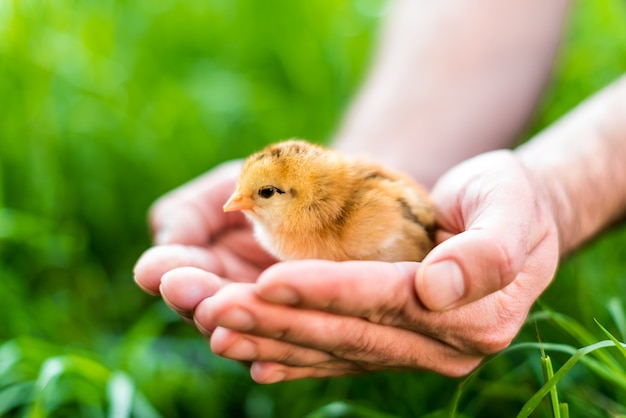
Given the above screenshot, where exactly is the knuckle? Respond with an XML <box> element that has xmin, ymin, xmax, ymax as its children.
<box><xmin>451</xmin><ymin>305</ymin><xmax>521</xmax><ymax>356</ymax></box>
<box><xmin>360</xmin><ymin>276</ymin><xmax>413</xmax><ymax>327</ymax></box>
<box><xmin>438</xmin><ymin>358</ymin><xmax>483</xmax><ymax>378</ymax></box>
<box><xmin>327</xmin><ymin>321</ymin><xmax>411</xmax><ymax>369</ymax></box>
<box><xmin>329</xmin><ymin>322</ymin><xmax>379</xmax><ymax>360</ymax></box>
<box><xmin>265</xmin><ymin>315</ymin><xmax>308</xmax><ymax>342</ymax></box>
<box><xmin>270</xmin><ymin>323</ymin><xmax>291</xmax><ymax>340</ymax></box>
<box><xmin>368</xmin><ymin>305</ymin><xmax>408</xmax><ymax>327</ymax></box>
<box><xmin>493</xmin><ymin>239</ymin><xmax>519</xmax><ymax>289</ymax></box>
<box><xmin>273</xmin><ymin>346</ymin><xmax>304</xmax><ymax>365</ymax></box>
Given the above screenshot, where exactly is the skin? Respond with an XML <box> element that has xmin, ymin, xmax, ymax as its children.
<box><xmin>334</xmin><ymin>0</ymin><xmax>570</xmax><ymax>188</ymax></box>
<box><xmin>133</xmin><ymin>0</ymin><xmax>626</xmax><ymax>382</ymax></box>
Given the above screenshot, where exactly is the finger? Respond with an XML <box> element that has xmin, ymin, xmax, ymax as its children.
<box><xmin>194</xmin><ymin>283</ymin><xmax>482</xmax><ymax>376</ymax></box>
<box><xmin>211</xmin><ymin>328</ymin><xmax>397</xmax><ymax>381</ymax></box>
<box><xmin>133</xmin><ymin>239</ymin><xmax>262</xmax><ymax>295</ymax></box>
<box><xmin>210</xmin><ymin>327</ymin><xmax>343</xmax><ymax>368</ymax></box>
<box><xmin>255</xmin><ymin>259</ymin><xmax>525</xmax><ymax>354</ymax></box>
<box><xmin>149</xmin><ymin>160</ymin><xmax>244</xmax><ymax>245</ymax></box>
<box><xmin>133</xmin><ymin>245</ymin><xmax>223</xmax><ymax>295</ymax></box>
<box><xmin>250</xmin><ymin>362</ymin><xmax>358</xmax><ymax>384</ymax></box>
<box><xmin>257</xmin><ymin>260</ymin><xmax>468</xmax><ymax>340</ymax></box>
<box><xmin>160</xmin><ymin>267</ymin><xmax>227</xmax><ymax>319</ymax></box>
<box><xmin>256</xmin><ymin>260</ymin><xmax>417</xmax><ymax>324</ymax></box>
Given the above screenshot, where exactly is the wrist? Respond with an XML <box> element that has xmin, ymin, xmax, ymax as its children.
<box><xmin>515</xmin><ymin>76</ymin><xmax>626</xmax><ymax>257</ymax></box>
<box><xmin>515</xmin><ymin>152</ymin><xmax>570</xmax><ymax>256</ymax></box>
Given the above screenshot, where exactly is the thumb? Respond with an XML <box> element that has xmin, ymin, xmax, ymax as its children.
<box><xmin>415</xmin><ymin>229</ymin><xmax>524</xmax><ymax>311</ymax></box>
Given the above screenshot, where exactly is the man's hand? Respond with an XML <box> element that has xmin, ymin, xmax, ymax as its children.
<box><xmin>133</xmin><ymin>160</ymin><xmax>277</xmax><ymax>302</ymax></box>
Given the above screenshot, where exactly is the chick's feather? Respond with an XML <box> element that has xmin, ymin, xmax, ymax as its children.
<box><xmin>223</xmin><ymin>140</ymin><xmax>435</xmax><ymax>262</ymax></box>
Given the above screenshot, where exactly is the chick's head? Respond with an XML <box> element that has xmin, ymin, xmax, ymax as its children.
<box><xmin>223</xmin><ymin>140</ymin><xmax>349</xmax><ymax>231</ymax></box>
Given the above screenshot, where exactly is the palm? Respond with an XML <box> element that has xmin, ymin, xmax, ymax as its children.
<box><xmin>201</xmin><ymin>219</ymin><xmax>278</xmax><ymax>282</ymax></box>
<box><xmin>134</xmin><ymin>160</ymin><xmax>277</xmax><ymax>294</ymax></box>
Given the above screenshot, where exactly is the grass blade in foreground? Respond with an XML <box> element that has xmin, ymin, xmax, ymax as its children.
<box><xmin>538</xmin><ymin>322</ymin><xmax>565</xmax><ymax>418</ymax></box>
<box><xmin>532</xmin><ymin>307</ymin><xmax>624</xmax><ymax>374</ymax></box>
<box><xmin>541</xmin><ymin>354</ymin><xmax>561</xmax><ymax>418</ymax></box>
<box><xmin>517</xmin><ymin>340</ymin><xmax>625</xmax><ymax>418</ymax></box>
<box><xmin>595</xmin><ymin>318</ymin><xmax>626</xmax><ymax>359</ymax></box>
<box><xmin>607</xmin><ymin>298</ymin><xmax>626</xmax><ymax>340</ymax></box>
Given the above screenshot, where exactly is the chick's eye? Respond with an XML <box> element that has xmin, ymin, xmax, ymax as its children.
<box><xmin>259</xmin><ymin>187</ymin><xmax>275</xmax><ymax>198</ymax></box>
<box><xmin>258</xmin><ymin>186</ymin><xmax>284</xmax><ymax>199</ymax></box>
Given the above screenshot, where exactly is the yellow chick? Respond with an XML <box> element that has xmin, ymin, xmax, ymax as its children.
<box><xmin>223</xmin><ymin>140</ymin><xmax>435</xmax><ymax>262</ymax></box>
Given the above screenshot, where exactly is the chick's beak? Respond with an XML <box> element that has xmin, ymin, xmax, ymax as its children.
<box><xmin>223</xmin><ymin>191</ymin><xmax>255</xmax><ymax>212</ymax></box>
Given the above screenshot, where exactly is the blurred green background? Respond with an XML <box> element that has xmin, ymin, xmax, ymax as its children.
<box><xmin>1</xmin><ymin>0</ymin><xmax>625</xmax><ymax>417</ymax></box>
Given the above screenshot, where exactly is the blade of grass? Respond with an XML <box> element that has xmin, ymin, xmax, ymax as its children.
<box><xmin>594</xmin><ymin>318</ymin><xmax>626</xmax><ymax>359</ymax></box>
<box><xmin>26</xmin><ymin>357</ymin><xmax>66</xmax><ymax>418</ymax></box>
<box><xmin>26</xmin><ymin>354</ymin><xmax>113</xmax><ymax>417</ymax></box>
<box><xmin>453</xmin><ymin>338</ymin><xmax>626</xmax><ymax>418</ymax></box>
<box><xmin>517</xmin><ymin>340</ymin><xmax>625</xmax><ymax>418</ymax></box>
<box><xmin>0</xmin><ymin>341</ymin><xmax>22</xmax><ymax>386</ymax></box>
<box><xmin>532</xmin><ymin>307</ymin><xmax>624</xmax><ymax>374</ymax></box>
<box><xmin>541</xmin><ymin>355</ymin><xmax>561</xmax><ymax>418</ymax></box>
<box><xmin>607</xmin><ymin>298</ymin><xmax>626</xmax><ymax>341</ymax></box>
<box><xmin>537</xmin><ymin>322</ymin><xmax>562</xmax><ymax>417</ymax></box>
<box><xmin>0</xmin><ymin>340</ymin><xmax>20</xmax><ymax>367</ymax></box>
<box><xmin>450</xmin><ymin>341</ymin><xmax>551</xmax><ymax>417</ymax></box>
<box><xmin>515</xmin><ymin>342</ymin><xmax>626</xmax><ymax>390</ymax></box>
<box><xmin>449</xmin><ymin>367</ymin><xmax>481</xmax><ymax>418</ymax></box>
<box><xmin>107</xmin><ymin>371</ymin><xmax>134</xmax><ymax>418</ymax></box>
<box><xmin>130</xmin><ymin>390</ymin><xmax>163</xmax><ymax>418</ymax></box>
<box><xmin>0</xmin><ymin>382</ymin><xmax>33</xmax><ymax>416</ymax></box>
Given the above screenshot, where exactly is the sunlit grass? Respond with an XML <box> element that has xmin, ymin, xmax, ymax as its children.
<box><xmin>1</xmin><ymin>0</ymin><xmax>626</xmax><ymax>416</ymax></box>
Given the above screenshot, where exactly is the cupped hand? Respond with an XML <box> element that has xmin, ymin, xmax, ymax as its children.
<box><xmin>167</xmin><ymin>150</ymin><xmax>560</xmax><ymax>383</ymax></box>
<box><xmin>133</xmin><ymin>160</ymin><xmax>277</xmax><ymax>314</ymax></box>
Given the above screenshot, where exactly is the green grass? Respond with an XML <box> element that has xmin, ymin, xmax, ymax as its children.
<box><xmin>1</xmin><ymin>0</ymin><xmax>626</xmax><ymax>417</ymax></box>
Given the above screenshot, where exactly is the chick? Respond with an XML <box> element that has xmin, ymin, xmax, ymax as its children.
<box><xmin>223</xmin><ymin>140</ymin><xmax>435</xmax><ymax>262</ymax></box>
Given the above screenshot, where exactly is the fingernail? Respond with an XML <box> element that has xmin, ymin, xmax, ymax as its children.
<box><xmin>261</xmin><ymin>285</ymin><xmax>299</xmax><ymax>305</ymax></box>
<box><xmin>195</xmin><ymin>319</ymin><xmax>214</xmax><ymax>336</ymax></box>
<box><xmin>251</xmin><ymin>362</ymin><xmax>287</xmax><ymax>384</ymax></box>
<box><xmin>219</xmin><ymin>307</ymin><xmax>255</xmax><ymax>331</ymax></box>
<box><xmin>422</xmin><ymin>260</ymin><xmax>464</xmax><ymax>310</ymax></box>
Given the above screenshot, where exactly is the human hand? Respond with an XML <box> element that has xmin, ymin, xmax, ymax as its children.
<box><xmin>165</xmin><ymin>150</ymin><xmax>560</xmax><ymax>382</ymax></box>
<box><xmin>133</xmin><ymin>160</ymin><xmax>277</xmax><ymax>314</ymax></box>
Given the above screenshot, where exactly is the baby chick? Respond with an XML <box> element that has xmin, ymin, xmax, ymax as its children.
<box><xmin>223</xmin><ymin>140</ymin><xmax>435</xmax><ymax>262</ymax></box>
